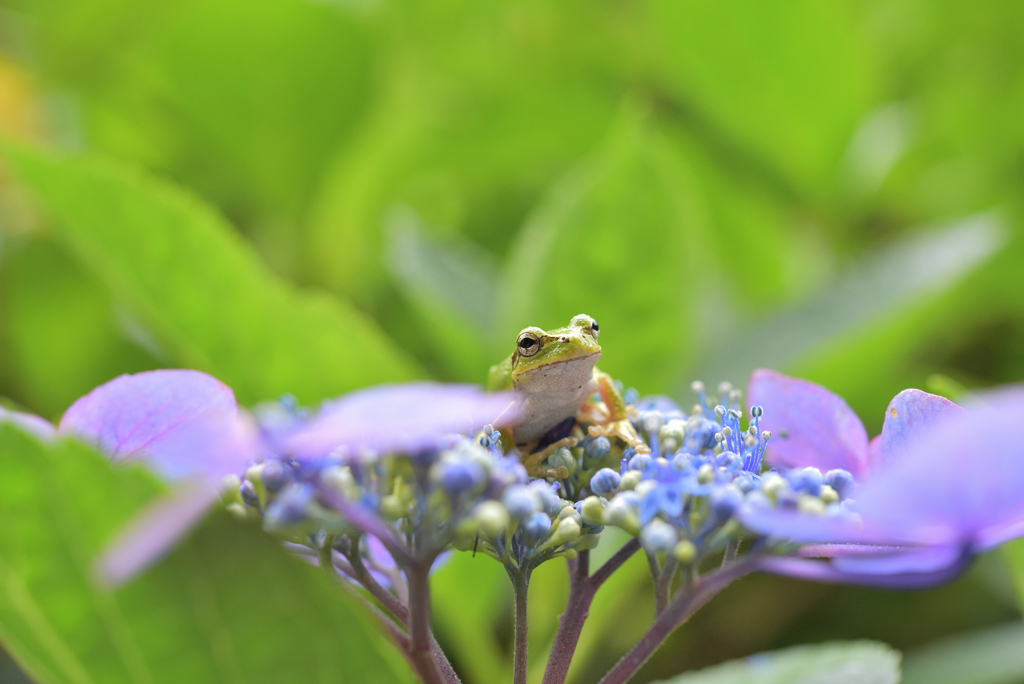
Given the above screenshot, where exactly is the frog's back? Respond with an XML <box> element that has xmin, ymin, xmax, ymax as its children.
<box><xmin>487</xmin><ymin>355</ymin><xmax>514</xmax><ymax>391</ymax></box>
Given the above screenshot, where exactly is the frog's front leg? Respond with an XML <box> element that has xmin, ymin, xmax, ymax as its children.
<box><xmin>521</xmin><ymin>436</ymin><xmax>578</xmax><ymax>479</ymax></box>
<box><xmin>585</xmin><ymin>370</ymin><xmax>651</xmax><ymax>454</ymax></box>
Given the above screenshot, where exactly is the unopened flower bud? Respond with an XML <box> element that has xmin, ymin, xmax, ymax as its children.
<box><xmin>261</xmin><ymin>459</ymin><xmax>290</xmax><ymax>493</ymax></box>
<box><xmin>476</xmin><ymin>501</ymin><xmax>510</xmax><ymax>538</ymax></box>
<box><xmin>380</xmin><ymin>495</ymin><xmax>405</xmax><ymax>521</ymax></box>
<box><xmin>584</xmin><ymin>436</ymin><xmax>612</xmax><ymax>462</ymax></box>
<box><xmin>643</xmin><ymin>411</ymin><xmax>665</xmax><ymax>435</ymax></box>
<box><xmin>321</xmin><ymin>465</ymin><xmax>359</xmax><ymax>499</ymax></box>
<box><xmin>602</xmin><ymin>497</ymin><xmax>640</xmax><ymax>535</ymax></box>
<box><xmin>553</xmin><ymin>517</ymin><xmax>581</xmax><ymax>544</ymax></box>
<box><xmin>797</xmin><ymin>494</ymin><xmax>826</xmax><ymax>516</ymax></box>
<box><xmin>522</xmin><ymin>512</ymin><xmax>552</xmax><ymax>545</ymax></box>
<box><xmin>674</xmin><ymin>539</ymin><xmax>697</xmax><ymax>563</ymax></box>
<box><xmin>640</xmin><ymin>520</ymin><xmax>677</xmax><ymax>554</ymax></box>
<box><xmin>824</xmin><ymin>469</ymin><xmax>855</xmax><ymax>499</ymax></box>
<box><xmin>590</xmin><ymin>468</ymin><xmax>621</xmax><ymax>496</ymax></box>
<box><xmin>709</xmin><ymin>484</ymin><xmax>743</xmax><ymax>520</ymax></box>
<box><xmin>546</xmin><ymin>446</ymin><xmax>577</xmax><ymax>476</ymax></box>
<box><xmin>620</xmin><ymin>470</ymin><xmax>643</xmax><ymax>490</ymax></box>
<box><xmin>580</xmin><ymin>496</ymin><xmax>605</xmax><ymax>525</ymax></box>
<box><xmin>502</xmin><ymin>484</ymin><xmax>542</xmax><ymax>520</ymax></box>
<box><xmin>819</xmin><ymin>484</ymin><xmax>839</xmax><ymax>505</ymax></box>
<box><xmin>438</xmin><ymin>460</ymin><xmax>486</xmax><ymax>497</ymax></box>
<box><xmin>240</xmin><ymin>480</ymin><xmax>260</xmax><ymax>507</ymax></box>
<box><xmin>761</xmin><ymin>473</ymin><xmax>787</xmax><ymax>499</ymax></box>
<box><xmin>698</xmin><ymin>464</ymin><xmax>715</xmax><ymax>484</ymax></box>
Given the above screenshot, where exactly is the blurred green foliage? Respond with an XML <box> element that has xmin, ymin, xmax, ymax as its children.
<box><xmin>1</xmin><ymin>0</ymin><xmax>1024</xmax><ymax>682</ymax></box>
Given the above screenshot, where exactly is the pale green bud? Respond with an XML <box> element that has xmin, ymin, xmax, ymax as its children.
<box><xmin>380</xmin><ymin>495</ymin><xmax>406</xmax><ymax>521</ymax></box>
<box><xmin>797</xmin><ymin>494</ymin><xmax>826</xmax><ymax>516</ymax></box>
<box><xmin>476</xmin><ymin>501</ymin><xmax>510</xmax><ymax>539</ymax></box>
<box><xmin>580</xmin><ymin>496</ymin><xmax>605</xmax><ymax>525</ymax></box>
<box><xmin>819</xmin><ymin>484</ymin><xmax>839</xmax><ymax>505</ymax></box>
<box><xmin>620</xmin><ymin>470</ymin><xmax>643</xmax><ymax>490</ymax></box>
<box><xmin>674</xmin><ymin>539</ymin><xmax>697</xmax><ymax>563</ymax></box>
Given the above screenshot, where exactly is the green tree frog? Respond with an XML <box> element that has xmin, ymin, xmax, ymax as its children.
<box><xmin>487</xmin><ymin>314</ymin><xmax>649</xmax><ymax>477</ymax></box>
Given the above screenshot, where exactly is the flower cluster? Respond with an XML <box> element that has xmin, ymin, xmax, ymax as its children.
<box><xmin>4</xmin><ymin>365</ymin><xmax>1024</xmax><ymax>684</ymax></box>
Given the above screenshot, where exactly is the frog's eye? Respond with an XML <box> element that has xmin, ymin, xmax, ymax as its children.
<box><xmin>517</xmin><ymin>332</ymin><xmax>542</xmax><ymax>357</ymax></box>
<box><xmin>589</xmin><ymin>319</ymin><xmax>599</xmax><ymax>339</ymax></box>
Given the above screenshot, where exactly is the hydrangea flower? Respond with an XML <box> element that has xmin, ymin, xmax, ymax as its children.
<box><xmin>740</xmin><ymin>370</ymin><xmax>1024</xmax><ymax>586</ymax></box>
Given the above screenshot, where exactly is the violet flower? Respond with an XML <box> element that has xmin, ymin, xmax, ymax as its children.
<box><xmin>60</xmin><ymin>370</ymin><xmax>262</xmax><ymax>584</ymax></box>
<box><xmin>63</xmin><ymin>373</ymin><xmax>516</xmax><ymax>583</ymax></box>
<box><xmin>741</xmin><ymin>370</ymin><xmax>1024</xmax><ymax>586</ymax></box>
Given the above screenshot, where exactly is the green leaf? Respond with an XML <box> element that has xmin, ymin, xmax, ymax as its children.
<box><xmin>1</xmin><ymin>143</ymin><xmax>424</xmax><ymax>406</ymax></box>
<box><xmin>499</xmin><ymin>103</ymin><xmax>703</xmax><ymax>394</ymax></box>
<box><xmin>902</xmin><ymin>622</ymin><xmax>1024</xmax><ymax>684</ymax></box>
<box><xmin>653</xmin><ymin>641</ymin><xmax>900</xmax><ymax>684</ymax></box>
<box><xmin>645</xmin><ymin>0</ymin><xmax>878</xmax><ymax>203</ymax></box>
<box><xmin>0</xmin><ymin>423</ymin><xmax>414</xmax><ymax>684</ymax></box>
<box><xmin>1001</xmin><ymin>538</ymin><xmax>1024</xmax><ymax>611</ymax></box>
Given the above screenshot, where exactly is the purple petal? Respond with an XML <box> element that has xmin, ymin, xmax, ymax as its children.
<box><xmin>60</xmin><ymin>370</ymin><xmax>259</xmax><ymax>481</ymax></box>
<box><xmin>875</xmin><ymin>389</ymin><xmax>964</xmax><ymax>468</ymax></box>
<box><xmin>853</xmin><ymin>393</ymin><xmax>1024</xmax><ymax>549</ymax></box>
<box><xmin>283</xmin><ymin>383</ymin><xmax>519</xmax><ymax>460</ymax></box>
<box><xmin>0</xmin><ymin>407</ymin><xmax>56</xmax><ymax>441</ymax></box>
<box><xmin>747</xmin><ymin>369</ymin><xmax>869</xmax><ymax>476</ymax></box>
<box><xmin>832</xmin><ymin>544</ymin><xmax>961</xmax><ymax>575</ymax></box>
<box><xmin>757</xmin><ymin>550</ymin><xmax>971</xmax><ymax>588</ymax></box>
<box><xmin>95</xmin><ymin>483</ymin><xmax>219</xmax><ymax>585</ymax></box>
<box><xmin>737</xmin><ymin>506</ymin><xmax>880</xmax><ymax>545</ymax></box>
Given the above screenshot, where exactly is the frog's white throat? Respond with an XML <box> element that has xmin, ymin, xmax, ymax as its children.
<box><xmin>511</xmin><ymin>352</ymin><xmax>600</xmax><ymax>445</ymax></box>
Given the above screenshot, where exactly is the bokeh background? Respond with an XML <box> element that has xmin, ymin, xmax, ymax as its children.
<box><xmin>1</xmin><ymin>0</ymin><xmax>1023</xmax><ymax>682</ymax></box>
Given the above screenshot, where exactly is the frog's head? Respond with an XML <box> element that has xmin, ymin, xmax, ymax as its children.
<box><xmin>510</xmin><ymin>314</ymin><xmax>602</xmax><ymax>387</ymax></box>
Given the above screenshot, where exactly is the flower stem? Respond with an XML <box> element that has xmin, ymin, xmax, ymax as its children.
<box><xmin>596</xmin><ymin>557</ymin><xmax>758</xmax><ymax>684</ymax></box>
<box><xmin>543</xmin><ymin>539</ymin><xmax>641</xmax><ymax>684</ymax></box>
<box><xmin>513</xmin><ymin>568</ymin><xmax>532</xmax><ymax>684</ymax></box>
<box><xmin>319</xmin><ymin>534</ymin><xmax>337</xmax><ymax>577</ymax></box>
<box><xmin>407</xmin><ymin>561</ymin><xmax>445</xmax><ymax>684</ymax></box>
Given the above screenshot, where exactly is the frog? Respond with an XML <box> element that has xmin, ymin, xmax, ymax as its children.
<box><xmin>487</xmin><ymin>313</ymin><xmax>649</xmax><ymax>478</ymax></box>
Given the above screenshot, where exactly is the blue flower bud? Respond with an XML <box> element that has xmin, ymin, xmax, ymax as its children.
<box><xmin>502</xmin><ymin>484</ymin><xmax>541</xmax><ymax>520</ymax></box>
<box><xmin>640</xmin><ymin>519</ymin><xmax>678</xmax><ymax>554</ymax></box>
<box><xmin>529</xmin><ymin>481</ymin><xmax>563</xmax><ymax>516</ymax></box>
<box><xmin>787</xmin><ymin>467</ymin><xmax>823</xmax><ymax>495</ymax></box>
<box><xmin>264</xmin><ymin>483</ymin><xmax>314</xmax><ymax>528</ymax></box>
<box><xmin>624</xmin><ymin>388</ymin><xmax>640</xmax><ymax>406</ymax></box>
<box><xmin>590</xmin><ymin>468</ymin><xmax>622</xmax><ymax>496</ymax></box>
<box><xmin>240</xmin><ymin>480</ymin><xmax>260</xmax><ymax>507</ymax></box>
<box><xmin>261</xmin><ymin>459</ymin><xmax>291</xmax><ymax>493</ymax></box>
<box><xmin>716</xmin><ymin>451</ymin><xmax>741</xmax><ymax>469</ymax></box>
<box><xmin>440</xmin><ymin>460</ymin><xmax>486</xmax><ymax>497</ymax></box>
<box><xmin>628</xmin><ymin>452</ymin><xmax>651</xmax><ymax>472</ymax></box>
<box><xmin>824</xmin><ymin>468</ymin><xmax>855</xmax><ymax>499</ymax></box>
<box><xmin>584</xmin><ymin>436</ymin><xmax>612</xmax><ymax>462</ymax></box>
<box><xmin>709</xmin><ymin>484</ymin><xmax>743</xmax><ymax>519</ymax></box>
<box><xmin>522</xmin><ymin>512</ymin><xmax>552</xmax><ymax>546</ymax></box>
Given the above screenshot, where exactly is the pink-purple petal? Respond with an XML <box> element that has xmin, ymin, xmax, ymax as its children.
<box><xmin>95</xmin><ymin>483</ymin><xmax>220</xmax><ymax>585</ymax></box>
<box><xmin>60</xmin><ymin>370</ymin><xmax>259</xmax><ymax>481</ymax></box>
<box><xmin>0</xmin><ymin>407</ymin><xmax>56</xmax><ymax>441</ymax></box>
<box><xmin>841</xmin><ymin>394</ymin><xmax>1024</xmax><ymax>550</ymax></box>
<box><xmin>747</xmin><ymin>369</ymin><xmax>870</xmax><ymax>476</ymax></box>
<box><xmin>283</xmin><ymin>383</ymin><xmax>519</xmax><ymax>460</ymax></box>
<box><xmin>875</xmin><ymin>389</ymin><xmax>964</xmax><ymax>468</ymax></box>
